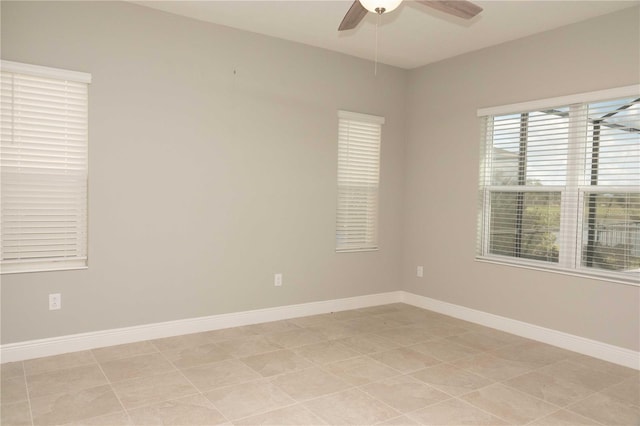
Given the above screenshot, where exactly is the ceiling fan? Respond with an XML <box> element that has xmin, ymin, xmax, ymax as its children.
<box><xmin>338</xmin><ymin>0</ymin><xmax>483</xmax><ymax>31</ymax></box>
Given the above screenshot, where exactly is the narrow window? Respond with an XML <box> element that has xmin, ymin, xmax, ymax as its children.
<box><xmin>336</xmin><ymin>110</ymin><xmax>384</xmax><ymax>252</ymax></box>
<box><xmin>1</xmin><ymin>61</ymin><xmax>91</xmax><ymax>273</ymax></box>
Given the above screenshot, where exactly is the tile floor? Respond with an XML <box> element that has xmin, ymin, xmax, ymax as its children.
<box><xmin>1</xmin><ymin>303</ymin><xmax>639</xmax><ymax>425</ymax></box>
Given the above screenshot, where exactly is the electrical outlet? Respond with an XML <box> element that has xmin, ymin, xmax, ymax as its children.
<box><xmin>49</xmin><ymin>293</ymin><xmax>61</xmax><ymax>310</ymax></box>
<box><xmin>274</xmin><ymin>273</ymin><xmax>283</xmax><ymax>287</ymax></box>
<box><xmin>417</xmin><ymin>266</ymin><xmax>424</xmax><ymax>278</ymax></box>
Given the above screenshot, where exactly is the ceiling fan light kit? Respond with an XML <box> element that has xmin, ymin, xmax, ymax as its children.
<box><xmin>359</xmin><ymin>0</ymin><xmax>403</xmax><ymax>15</ymax></box>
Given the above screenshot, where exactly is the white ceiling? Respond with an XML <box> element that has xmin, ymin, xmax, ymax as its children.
<box><xmin>133</xmin><ymin>0</ymin><xmax>639</xmax><ymax>69</ymax></box>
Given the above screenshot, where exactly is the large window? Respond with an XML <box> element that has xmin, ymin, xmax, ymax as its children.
<box><xmin>477</xmin><ymin>86</ymin><xmax>639</xmax><ymax>284</ymax></box>
<box><xmin>1</xmin><ymin>61</ymin><xmax>91</xmax><ymax>273</ymax></box>
<box><xmin>336</xmin><ymin>110</ymin><xmax>384</xmax><ymax>252</ymax></box>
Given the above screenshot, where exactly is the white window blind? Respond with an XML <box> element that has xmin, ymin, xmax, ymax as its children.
<box><xmin>336</xmin><ymin>110</ymin><xmax>384</xmax><ymax>252</ymax></box>
<box><xmin>1</xmin><ymin>61</ymin><xmax>91</xmax><ymax>273</ymax></box>
<box><xmin>477</xmin><ymin>86</ymin><xmax>640</xmax><ymax>284</ymax></box>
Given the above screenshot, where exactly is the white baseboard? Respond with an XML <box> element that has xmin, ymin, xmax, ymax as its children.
<box><xmin>400</xmin><ymin>291</ymin><xmax>639</xmax><ymax>370</ymax></box>
<box><xmin>0</xmin><ymin>291</ymin><xmax>403</xmax><ymax>363</ymax></box>
<box><xmin>2</xmin><ymin>290</ymin><xmax>638</xmax><ymax>370</ymax></box>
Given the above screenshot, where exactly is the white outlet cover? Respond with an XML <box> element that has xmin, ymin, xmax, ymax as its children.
<box><xmin>49</xmin><ymin>293</ymin><xmax>61</xmax><ymax>310</ymax></box>
<box><xmin>417</xmin><ymin>266</ymin><xmax>424</xmax><ymax>278</ymax></box>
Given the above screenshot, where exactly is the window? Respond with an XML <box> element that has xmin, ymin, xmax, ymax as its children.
<box><xmin>336</xmin><ymin>110</ymin><xmax>384</xmax><ymax>252</ymax></box>
<box><xmin>1</xmin><ymin>61</ymin><xmax>91</xmax><ymax>273</ymax></box>
<box><xmin>477</xmin><ymin>86</ymin><xmax>640</xmax><ymax>284</ymax></box>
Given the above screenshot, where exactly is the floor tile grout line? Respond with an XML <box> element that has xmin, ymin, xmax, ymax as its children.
<box><xmin>91</xmin><ymin>342</ymin><xmax>160</xmax><ymax>365</ymax></box>
<box><xmin>566</xmin><ymin>354</ymin><xmax>637</xmax><ymax>373</ymax></box>
<box><xmin>299</xmin><ymin>386</ymin><xmax>404</xmax><ymax>425</ymax></box>
<box><xmin>404</xmin><ymin>395</ymin><xmax>512</xmax><ymax>425</ymax></box>
<box><xmin>235</xmin><ymin>340</ymin><xmax>408</xmax><ymax>394</ymax></box>
<box><xmin>22</xmin><ymin>356</ymin><xmax>120</xmax><ymax>425</ymax></box>
<box><xmin>498</xmin><ymin>365</ymin><xmax>611</xmax><ymax>411</ymax></box>
<box><xmin>594</xmin><ymin>374</ymin><xmax>640</xmax><ymax>406</ymax></box>
<box><xmin>394</xmin><ymin>399</ymin><xmax>447</xmax><ymax>424</ymax></box>
<box><xmin>409</xmin><ymin>367</ymin><xmax>501</xmax><ymax>407</ymax></box>
<box><xmin>22</xmin><ymin>359</ymin><xmax>98</xmax><ymax>380</ymax></box>
<box><xmin>521</xmin><ymin>409</ymin><xmax>608</xmax><ymax>426</ymax></box>
<box><xmin>452</xmin><ymin>395</ymin><xmax>516</xmax><ymax>425</ymax></box>
<box><xmin>358</xmin><ymin>365</ymin><xmax>533</xmax><ymax>426</ymax></box>
<box><xmin>355</xmin><ymin>378</ymin><xmax>446</xmax><ymax>420</ymax></box>
<box><xmin>269</xmin><ymin>365</ymin><xmax>360</xmax><ymax>404</ymax></box>
<box><xmin>234</xmin><ymin>351</ymin><xmax>392</xmax><ymax>422</ymax></box>
<box><xmin>296</xmin><ymin>402</ymin><xmax>332</xmax><ymax>425</ymax></box>
<box><xmin>401</xmin><ymin>361</ymin><xmax>556</xmax><ymax>424</ymax></box>
<box><xmin>96</xmin><ymin>359</ymin><xmax>180</xmax><ymax>385</ymax></box>
<box><xmin>90</xmin><ymin>349</ymin><xmax>135</xmax><ymax>425</ymax></box>
<box><xmin>229</xmin><ymin>400</ymin><xmax>304</xmax><ymax>424</ymax></box>
<box><xmin>20</xmin><ymin>361</ymin><xmax>35</xmax><ymax>426</ymax></box>
<box><xmin>94</xmin><ymin>348</ymin><xmax>206</xmax><ymax>420</ymax></box>
<box><xmin>457</xmin><ymin>375</ymin><xmax>629</xmax><ymax>426</ymax></box>
<box><xmin>236</xmin><ymin>343</ymin><xmax>445</xmax><ymax>425</ymax></box>
<box><xmin>561</xmin><ymin>390</ymin><xmax>632</xmax><ymax>426</ymax></box>
<box><xmin>148</xmin><ymin>313</ymin><xmax>529</xmax><ymax>370</ymax></box>
<box><xmin>509</xmin><ymin>355</ymin><xmax>636</xmax><ymax>409</ymax></box>
<box><xmin>229</xmin><ymin>334</ymin><xmax>383</xmax><ymax>421</ymax></box>
<box><xmin>156</xmin><ymin>347</ymin><xmax>234</xmax><ymax>425</ymax></box>
<box><xmin>271</xmin><ymin>381</ymin><xmax>361</xmax><ymax>413</ymax></box>
<box><xmin>122</xmin><ymin>388</ymin><xmax>204</xmax><ymax>415</ymax></box>
<box><xmin>458</xmin><ymin>381</ymin><xmax>570</xmax><ymax>424</ymax></box>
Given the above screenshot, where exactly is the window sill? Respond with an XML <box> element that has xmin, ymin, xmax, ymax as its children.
<box><xmin>336</xmin><ymin>247</ymin><xmax>379</xmax><ymax>253</ymax></box>
<box><xmin>475</xmin><ymin>256</ymin><xmax>639</xmax><ymax>287</ymax></box>
<box><xmin>1</xmin><ymin>263</ymin><xmax>88</xmax><ymax>275</ymax></box>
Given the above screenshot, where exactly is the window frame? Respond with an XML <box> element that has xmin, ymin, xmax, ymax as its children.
<box><xmin>477</xmin><ymin>85</ymin><xmax>640</xmax><ymax>286</ymax></box>
<box><xmin>1</xmin><ymin>60</ymin><xmax>91</xmax><ymax>274</ymax></box>
<box><xmin>336</xmin><ymin>110</ymin><xmax>384</xmax><ymax>253</ymax></box>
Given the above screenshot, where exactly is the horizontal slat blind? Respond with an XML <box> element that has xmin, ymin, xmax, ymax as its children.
<box><xmin>489</xmin><ymin>110</ymin><xmax>570</xmax><ymax>187</ymax></box>
<box><xmin>336</xmin><ymin>111</ymin><xmax>383</xmax><ymax>252</ymax></box>
<box><xmin>481</xmin><ymin>109</ymin><xmax>569</xmax><ymax>265</ymax></box>
<box><xmin>478</xmin><ymin>90</ymin><xmax>640</xmax><ymax>283</ymax></box>
<box><xmin>1</xmin><ymin>62</ymin><xmax>90</xmax><ymax>273</ymax></box>
<box><xmin>581</xmin><ymin>98</ymin><xmax>640</xmax><ymax>273</ymax></box>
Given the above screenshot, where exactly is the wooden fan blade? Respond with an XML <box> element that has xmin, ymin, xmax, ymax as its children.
<box><xmin>417</xmin><ymin>0</ymin><xmax>482</xmax><ymax>19</ymax></box>
<box><xmin>339</xmin><ymin>0</ymin><xmax>368</xmax><ymax>31</ymax></box>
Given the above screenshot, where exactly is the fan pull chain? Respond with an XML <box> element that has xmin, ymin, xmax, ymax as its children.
<box><xmin>374</xmin><ymin>13</ymin><xmax>380</xmax><ymax>76</ymax></box>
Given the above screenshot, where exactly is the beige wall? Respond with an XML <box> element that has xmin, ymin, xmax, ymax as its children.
<box><xmin>2</xmin><ymin>2</ymin><xmax>639</xmax><ymax>352</ymax></box>
<box><xmin>0</xmin><ymin>1</ymin><xmax>407</xmax><ymax>343</ymax></box>
<box><xmin>402</xmin><ymin>7</ymin><xmax>640</xmax><ymax>351</ymax></box>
